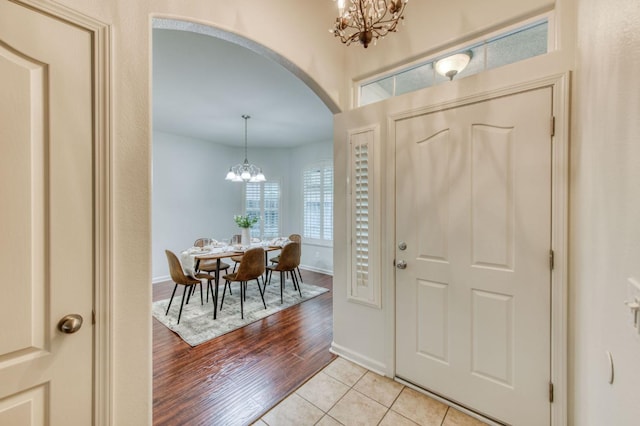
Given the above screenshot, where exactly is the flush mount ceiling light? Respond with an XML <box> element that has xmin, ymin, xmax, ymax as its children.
<box><xmin>331</xmin><ymin>0</ymin><xmax>408</xmax><ymax>48</ymax></box>
<box><xmin>434</xmin><ymin>52</ymin><xmax>472</xmax><ymax>80</ymax></box>
<box><xmin>225</xmin><ymin>115</ymin><xmax>266</xmax><ymax>183</ymax></box>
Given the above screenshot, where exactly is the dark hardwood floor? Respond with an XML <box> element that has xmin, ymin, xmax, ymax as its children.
<box><xmin>153</xmin><ymin>270</ymin><xmax>335</xmax><ymax>426</ymax></box>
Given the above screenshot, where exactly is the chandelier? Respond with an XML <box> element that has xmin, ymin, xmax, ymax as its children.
<box><xmin>331</xmin><ymin>0</ymin><xmax>408</xmax><ymax>48</ymax></box>
<box><xmin>225</xmin><ymin>115</ymin><xmax>266</xmax><ymax>183</ymax></box>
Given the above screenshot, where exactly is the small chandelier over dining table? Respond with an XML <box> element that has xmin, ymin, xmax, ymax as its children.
<box><xmin>225</xmin><ymin>115</ymin><xmax>266</xmax><ymax>183</ymax></box>
<box><xmin>331</xmin><ymin>0</ymin><xmax>408</xmax><ymax>48</ymax></box>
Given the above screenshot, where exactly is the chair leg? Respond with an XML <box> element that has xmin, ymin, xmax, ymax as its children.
<box><xmin>177</xmin><ymin>285</ymin><xmax>189</xmax><ymax>324</ymax></box>
<box><xmin>240</xmin><ymin>281</ymin><xmax>245</xmax><ymax>319</ymax></box>
<box><xmin>206</xmin><ymin>279</ymin><xmax>214</xmax><ymax>305</ymax></box>
<box><xmin>289</xmin><ymin>271</ymin><xmax>298</xmax><ymax>290</ymax></box>
<box><xmin>165</xmin><ymin>284</ymin><xmax>178</xmax><ymax>315</ymax></box>
<box><xmin>186</xmin><ymin>285</ymin><xmax>193</xmax><ymax>304</ymax></box>
<box><xmin>292</xmin><ymin>269</ymin><xmax>302</xmax><ymax>297</ymax></box>
<box><xmin>296</xmin><ymin>267</ymin><xmax>303</xmax><ymax>283</ymax></box>
<box><xmin>256</xmin><ymin>278</ymin><xmax>267</xmax><ymax>309</ymax></box>
<box><xmin>280</xmin><ymin>271</ymin><xmax>284</xmax><ymax>304</ymax></box>
<box><xmin>221</xmin><ymin>280</ymin><xmax>230</xmax><ymax>308</ymax></box>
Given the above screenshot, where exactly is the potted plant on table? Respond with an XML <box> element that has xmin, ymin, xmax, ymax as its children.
<box><xmin>234</xmin><ymin>214</ymin><xmax>259</xmax><ymax>246</ymax></box>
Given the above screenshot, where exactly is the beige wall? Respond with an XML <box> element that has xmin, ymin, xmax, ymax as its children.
<box><xmin>571</xmin><ymin>0</ymin><xmax>640</xmax><ymax>424</ymax></box>
<box><xmin>21</xmin><ymin>0</ymin><xmax>640</xmax><ymax>424</ymax></box>
<box><xmin>24</xmin><ymin>1</ymin><xmax>345</xmax><ymax>425</ymax></box>
<box><xmin>344</xmin><ymin>0</ymin><xmax>554</xmax><ymax>102</ymax></box>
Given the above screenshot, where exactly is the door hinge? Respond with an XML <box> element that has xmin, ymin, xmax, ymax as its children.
<box><xmin>549</xmin><ymin>250</ymin><xmax>555</xmax><ymax>270</ymax></box>
<box><xmin>550</xmin><ymin>116</ymin><xmax>556</xmax><ymax>137</ymax></box>
<box><xmin>549</xmin><ymin>381</ymin><xmax>554</xmax><ymax>403</ymax></box>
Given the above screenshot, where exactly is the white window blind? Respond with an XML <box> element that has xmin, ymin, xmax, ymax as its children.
<box><xmin>244</xmin><ymin>181</ymin><xmax>280</xmax><ymax>239</ymax></box>
<box><xmin>303</xmin><ymin>161</ymin><xmax>333</xmax><ymax>242</ymax></box>
<box><xmin>352</xmin><ymin>142</ymin><xmax>370</xmax><ymax>288</ymax></box>
<box><xmin>348</xmin><ymin>127</ymin><xmax>379</xmax><ymax>307</ymax></box>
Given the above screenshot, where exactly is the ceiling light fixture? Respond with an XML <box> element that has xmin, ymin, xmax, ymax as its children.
<box><xmin>331</xmin><ymin>0</ymin><xmax>408</xmax><ymax>48</ymax></box>
<box><xmin>434</xmin><ymin>52</ymin><xmax>472</xmax><ymax>80</ymax></box>
<box><xmin>225</xmin><ymin>115</ymin><xmax>266</xmax><ymax>183</ymax></box>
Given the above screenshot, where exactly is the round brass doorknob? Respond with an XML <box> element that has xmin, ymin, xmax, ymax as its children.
<box><xmin>57</xmin><ymin>314</ymin><xmax>83</xmax><ymax>334</ymax></box>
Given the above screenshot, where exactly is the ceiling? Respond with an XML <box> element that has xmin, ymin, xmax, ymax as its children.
<box><xmin>152</xmin><ymin>26</ymin><xmax>334</xmax><ymax>149</ymax></box>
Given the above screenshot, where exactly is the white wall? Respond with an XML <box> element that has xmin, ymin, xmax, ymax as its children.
<box><xmin>570</xmin><ymin>0</ymin><xmax>640</xmax><ymax>424</ymax></box>
<box><xmin>153</xmin><ymin>131</ymin><xmax>334</xmax><ymax>280</ymax></box>
<box><xmin>18</xmin><ymin>1</ymin><xmax>342</xmax><ymax>424</ymax></box>
<box><xmin>28</xmin><ymin>0</ymin><xmax>640</xmax><ymax>424</ymax></box>
<box><xmin>152</xmin><ymin>131</ymin><xmax>241</xmax><ymax>279</ymax></box>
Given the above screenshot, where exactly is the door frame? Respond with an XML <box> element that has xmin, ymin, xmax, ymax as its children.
<box><xmin>12</xmin><ymin>1</ymin><xmax>113</xmax><ymax>424</ymax></box>
<box><xmin>383</xmin><ymin>73</ymin><xmax>570</xmax><ymax>425</ymax></box>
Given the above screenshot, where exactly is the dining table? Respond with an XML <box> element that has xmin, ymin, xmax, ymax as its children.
<box><xmin>192</xmin><ymin>244</ymin><xmax>282</xmax><ymax>319</ymax></box>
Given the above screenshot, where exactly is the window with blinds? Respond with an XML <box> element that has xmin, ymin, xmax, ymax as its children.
<box><xmin>348</xmin><ymin>127</ymin><xmax>379</xmax><ymax>307</ymax></box>
<box><xmin>352</xmin><ymin>142</ymin><xmax>369</xmax><ymax>288</ymax></box>
<box><xmin>244</xmin><ymin>181</ymin><xmax>280</xmax><ymax>239</ymax></box>
<box><xmin>303</xmin><ymin>161</ymin><xmax>333</xmax><ymax>243</ymax></box>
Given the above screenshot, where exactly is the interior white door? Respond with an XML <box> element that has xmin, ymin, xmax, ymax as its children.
<box><xmin>0</xmin><ymin>1</ymin><xmax>94</xmax><ymax>424</ymax></box>
<box><xmin>395</xmin><ymin>88</ymin><xmax>552</xmax><ymax>425</ymax></box>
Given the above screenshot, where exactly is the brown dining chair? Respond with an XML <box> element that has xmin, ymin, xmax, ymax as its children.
<box><xmin>164</xmin><ymin>250</ymin><xmax>215</xmax><ymax>324</ymax></box>
<box><xmin>220</xmin><ymin>247</ymin><xmax>267</xmax><ymax>319</ymax></box>
<box><xmin>193</xmin><ymin>238</ymin><xmax>231</xmax><ymax>299</ymax></box>
<box><xmin>269</xmin><ymin>234</ymin><xmax>303</xmax><ymax>283</ymax></box>
<box><xmin>266</xmin><ymin>241</ymin><xmax>302</xmax><ymax>303</ymax></box>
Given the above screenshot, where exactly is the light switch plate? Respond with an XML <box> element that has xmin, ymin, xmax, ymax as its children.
<box><xmin>627</xmin><ymin>277</ymin><xmax>640</xmax><ymax>332</ymax></box>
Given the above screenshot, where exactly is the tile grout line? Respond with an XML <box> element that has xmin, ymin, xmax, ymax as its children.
<box><xmin>440</xmin><ymin>406</ymin><xmax>451</xmax><ymax>426</ymax></box>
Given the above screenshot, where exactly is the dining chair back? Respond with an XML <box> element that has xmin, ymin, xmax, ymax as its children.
<box><xmin>233</xmin><ymin>247</ymin><xmax>265</xmax><ymax>281</ymax></box>
<box><xmin>192</xmin><ymin>238</ymin><xmax>231</xmax><ymax>280</ymax></box>
<box><xmin>270</xmin><ymin>234</ymin><xmax>304</xmax><ymax>283</ymax></box>
<box><xmin>288</xmin><ymin>234</ymin><xmax>302</xmax><ymax>244</ymax></box>
<box><xmin>165</xmin><ymin>250</ymin><xmax>210</xmax><ymax>324</ymax></box>
<box><xmin>267</xmin><ymin>241</ymin><xmax>302</xmax><ymax>303</ymax></box>
<box><xmin>221</xmin><ymin>247</ymin><xmax>267</xmax><ymax>319</ymax></box>
<box><xmin>194</xmin><ymin>238</ymin><xmax>212</xmax><ymax>247</ymax></box>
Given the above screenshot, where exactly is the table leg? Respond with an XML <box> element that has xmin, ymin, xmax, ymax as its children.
<box><xmin>213</xmin><ymin>258</ymin><xmax>220</xmax><ymax>320</ymax></box>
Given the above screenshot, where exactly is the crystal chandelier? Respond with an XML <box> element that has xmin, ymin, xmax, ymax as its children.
<box><xmin>331</xmin><ymin>0</ymin><xmax>408</xmax><ymax>48</ymax></box>
<box><xmin>225</xmin><ymin>115</ymin><xmax>266</xmax><ymax>183</ymax></box>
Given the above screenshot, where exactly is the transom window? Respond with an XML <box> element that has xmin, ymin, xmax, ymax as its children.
<box><xmin>358</xmin><ymin>17</ymin><xmax>551</xmax><ymax>107</ymax></box>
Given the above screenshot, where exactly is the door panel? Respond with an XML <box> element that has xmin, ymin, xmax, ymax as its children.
<box><xmin>396</xmin><ymin>88</ymin><xmax>552</xmax><ymax>426</ymax></box>
<box><xmin>0</xmin><ymin>1</ymin><xmax>94</xmax><ymax>424</ymax></box>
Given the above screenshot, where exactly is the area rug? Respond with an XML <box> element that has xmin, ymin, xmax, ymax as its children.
<box><xmin>152</xmin><ymin>277</ymin><xmax>329</xmax><ymax>346</ymax></box>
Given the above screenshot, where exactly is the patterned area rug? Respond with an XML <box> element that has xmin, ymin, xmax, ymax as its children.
<box><xmin>152</xmin><ymin>277</ymin><xmax>329</xmax><ymax>346</ymax></box>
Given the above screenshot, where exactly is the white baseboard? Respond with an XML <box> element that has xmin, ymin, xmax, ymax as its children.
<box><xmin>329</xmin><ymin>341</ymin><xmax>388</xmax><ymax>377</ymax></box>
<box><xmin>152</xmin><ymin>275</ymin><xmax>170</xmax><ymax>284</ymax></box>
<box><xmin>299</xmin><ymin>264</ymin><xmax>333</xmax><ymax>276</ymax></box>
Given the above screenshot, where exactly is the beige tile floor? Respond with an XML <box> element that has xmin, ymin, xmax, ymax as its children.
<box><xmin>254</xmin><ymin>357</ymin><xmax>490</xmax><ymax>426</ymax></box>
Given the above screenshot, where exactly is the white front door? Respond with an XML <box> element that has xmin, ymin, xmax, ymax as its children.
<box><xmin>395</xmin><ymin>88</ymin><xmax>552</xmax><ymax>425</ymax></box>
<box><xmin>0</xmin><ymin>1</ymin><xmax>94</xmax><ymax>424</ymax></box>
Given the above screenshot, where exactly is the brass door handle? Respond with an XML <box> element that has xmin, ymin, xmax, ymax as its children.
<box><xmin>58</xmin><ymin>314</ymin><xmax>83</xmax><ymax>334</ymax></box>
